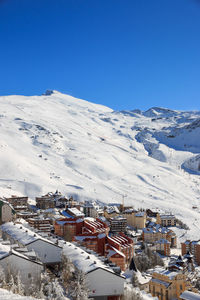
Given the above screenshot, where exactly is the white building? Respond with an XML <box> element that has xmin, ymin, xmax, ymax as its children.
<box><xmin>0</xmin><ymin>242</ymin><xmax>43</xmax><ymax>286</ymax></box>
<box><xmin>0</xmin><ymin>222</ymin><xmax>62</xmax><ymax>265</ymax></box>
<box><xmin>62</xmin><ymin>242</ymin><xmax>125</xmax><ymax>299</ymax></box>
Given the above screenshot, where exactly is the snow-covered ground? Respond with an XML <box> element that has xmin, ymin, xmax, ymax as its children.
<box><xmin>0</xmin><ymin>91</ymin><xmax>200</xmax><ymax>239</ymax></box>
<box><xmin>0</xmin><ymin>288</ymin><xmax>40</xmax><ymax>300</ymax></box>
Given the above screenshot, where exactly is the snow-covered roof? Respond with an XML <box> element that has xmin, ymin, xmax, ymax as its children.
<box><xmin>107</xmin><ymin>245</ymin><xmax>125</xmax><ymax>258</ymax></box>
<box><xmin>192</xmin><ymin>240</ymin><xmax>200</xmax><ymax>245</ymax></box>
<box><xmin>0</xmin><ymin>243</ymin><xmax>10</xmax><ymax>260</ymax></box>
<box><xmin>62</xmin><ymin>242</ymin><xmax>124</xmax><ymax>277</ymax></box>
<box><xmin>67</xmin><ymin>207</ymin><xmax>84</xmax><ymax>217</ymax></box>
<box><xmin>151</xmin><ymin>278</ymin><xmax>171</xmax><ymax>288</ymax></box>
<box><xmin>160</xmin><ymin>214</ymin><xmax>175</xmax><ymax>219</ymax></box>
<box><xmin>135</xmin><ymin>212</ymin><xmax>145</xmax><ymax>217</ymax></box>
<box><xmin>180</xmin><ymin>291</ymin><xmax>200</xmax><ymax>300</ymax></box>
<box><xmin>1</xmin><ymin>222</ymin><xmax>58</xmax><ymax>247</ymax></box>
<box><xmin>156</xmin><ymin>239</ymin><xmax>170</xmax><ymax>244</ymax></box>
<box><xmin>143</xmin><ymin>225</ymin><xmax>170</xmax><ymax>234</ymax></box>
<box><xmin>106</xmin><ymin>206</ymin><xmax>120</xmax><ymax>214</ymax></box>
<box><xmin>0</xmin><ymin>242</ymin><xmax>42</xmax><ymax>265</ymax></box>
<box><xmin>153</xmin><ymin>268</ymin><xmax>179</xmax><ymax>280</ymax></box>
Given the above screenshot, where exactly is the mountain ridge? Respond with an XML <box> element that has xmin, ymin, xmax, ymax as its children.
<box><xmin>0</xmin><ymin>91</ymin><xmax>200</xmax><ymax>240</ymax></box>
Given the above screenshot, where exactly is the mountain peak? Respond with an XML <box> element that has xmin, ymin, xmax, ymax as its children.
<box><xmin>42</xmin><ymin>90</ymin><xmax>61</xmax><ymax>96</ymax></box>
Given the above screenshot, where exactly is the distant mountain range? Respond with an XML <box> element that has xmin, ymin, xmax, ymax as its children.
<box><xmin>0</xmin><ymin>90</ymin><xmax>200</xmax><ymax>240</ymax></box>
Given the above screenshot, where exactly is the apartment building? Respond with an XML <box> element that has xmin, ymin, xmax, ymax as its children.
<box><xmin>5</xmin><ymin>196</ymin><xmax>28</xmax><ymax>211</ymax></box>
<box><xmin>149</xmin><ymin>268</ymin><xmax>194</xmax><ymax>300</ymax></box>
<box><xmin>122</xmin><ymin>209</ymin><xmax>146</xmax><ymax>229</ymax></box>
<box><xmin>109</xmin><ymin>216</ymin><xmax>127</xmax><ymax>233</ymax></box>
<box><xmin>27</xmin><ymin>217</ymin><xmax>51</xmax><ymax>234</ymax></box>
<box><xmin>157</xmin><ymin>214</ymin><xmax>176</xmax><ymax>227</ymax></box>
<box><xmin>143</xmin><ymin>225</ymin><xmax>177</xmax><ymax>248</ymax></box>
<box><xmin>181</xmin><ymin>240</ymin><xmax>200</xmax><ymax>266</ymax></box>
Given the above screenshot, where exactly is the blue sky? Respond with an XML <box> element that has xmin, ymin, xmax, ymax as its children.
<box><xmin>0</xmin><ymin>0</ymin><xmax>200</xmax><ymax>111</ymax></box>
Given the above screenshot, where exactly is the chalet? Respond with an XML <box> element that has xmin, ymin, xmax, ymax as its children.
<box><xmin>146</xmin><ymin>209</ymin><xmax>158</xmax><ymax>218</ymax></box>
<box><xmin>0</xmin><ymin>222</ymin><xmax>62</xmax><ymax>265</ymax></box>
<box><xmin>168</xmin><ymin>254</ymin><xmax>194</xmax><ymax>273</ymax></box>
<box><xmin>0</xmin><ymin>199</ymin><xmax>15</xmax><ymax>224</ymax></box>
<box><xmin>0</xmin><ymin>242</ymin><xmax>43</xmax><ymax>287</ymax></box>
<box><xmin>62</xmin><ymin>242</ymin><xmax>125</xmax><ymax>300</ymax></box>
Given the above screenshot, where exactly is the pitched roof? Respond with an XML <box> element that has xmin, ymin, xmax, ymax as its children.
<box><xmin>180</xmin><ymin>291</ymin><xmax>200</xmax><ymax>300</ymax></box>
<box><xmin>1</xmin><ymin>222</ymin><xmax>61</xmax><ymax>248</ymax></box>
<box><xmin>62</xmin><ymin>242</ymin><xmax>124</xmax><ymax>278</ymax></box>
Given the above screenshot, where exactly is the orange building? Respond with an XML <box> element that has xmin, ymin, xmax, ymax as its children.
<box><xmin>143</xmin><ymin>225</ymin><xmax>177</xmax><ymax>248</ymax></box>
<box><xmin>149</xmin><ymin>268</ymin><xmax>196</xmax><ymax>300</ymax></box>
<box><xmin>181</xmin><ymin>240</ymin><xmax>200</xmax><ymax>266</ymax></box>
<box><xmin>73</xmin><ymin>218</ymin><xmax>109</xmax><ymax>255</ymax></box>
<box><xmin>54</xmin><ymin>217</ymin><xmax>84</xmax><ymax>240</ymax></box>
<box><xmin>155</xmin><ymin>239</ymin><xmax>171</xmax><ymax>256</ymax></box>
<box><xmin>106</xmin><ymin>233</ymin><xmax>134</xmax><ymax>271</ymax></box>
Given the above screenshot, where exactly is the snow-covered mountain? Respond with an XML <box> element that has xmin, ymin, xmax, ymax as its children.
<box><xmin>1</xmin><ymin>90</ymin><xmax>200</xmax><ymax>239</ymax></box>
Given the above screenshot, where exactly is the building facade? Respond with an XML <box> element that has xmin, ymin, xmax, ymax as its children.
<box><xmin>0</xmin><ymin>200</ymin><xmax>14</xmax><ymax>224</ymax></box>
<box><xmin>181</xmin><ymin>240</ymin><xmax>200</xmax><ymax>266</ymax></box>
<box><xmin>157</xmin><ymin>214</ymin><xmax>176</xmax><ymax>227</ymax></box>
<box><xmin>122</xmin><ymin>209</ymin><xmax>146</xmax><ymax>229</ymax></box>
<box><xmin>149</xmin><ymin>269</ymin><xmax>194</xmax><ymax>300</ymax></box>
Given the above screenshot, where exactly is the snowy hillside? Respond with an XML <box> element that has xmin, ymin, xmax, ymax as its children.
<box><xmin>0</xmin><ymin>91</ymin><xmax>200</xmax><ymax>239</ymax></box>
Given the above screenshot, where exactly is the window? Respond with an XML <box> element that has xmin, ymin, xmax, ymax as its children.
<box><xmin>28</xmin><ymin>273</ymin><xmax>32</xmax><ymax>278</ymax></box>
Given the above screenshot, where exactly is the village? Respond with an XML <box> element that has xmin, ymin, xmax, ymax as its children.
<box><xmin>0</xmin><ymin>192</ymin><xmax>200</xmax><ymax>300</ymax></box>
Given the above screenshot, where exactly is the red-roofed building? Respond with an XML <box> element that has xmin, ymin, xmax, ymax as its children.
<box><xmin>106</xmin><ymin>233</ymin><xmax>134</xmax><ymax>270</ymax></box>
<box><xmin>54</xmin><ymin>217</ymin><xmax>108</xmax><ymax>243</ymax></box>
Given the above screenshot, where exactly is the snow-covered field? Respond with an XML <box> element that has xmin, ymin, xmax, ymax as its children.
<box><xmin>0</xmin><ymin>288</ymin><xmax>40</xmax><ymax>299</ymax></box>
<box><xmin>0</xmin><ymin>91</ymin><xmax>200</xmax><ymax>239</ymax></box>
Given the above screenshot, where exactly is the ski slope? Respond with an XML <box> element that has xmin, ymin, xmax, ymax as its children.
<box><xmin>0</xmin><ymin>91</ymin><xmax>200</xmax><ymax>240</ymax></box>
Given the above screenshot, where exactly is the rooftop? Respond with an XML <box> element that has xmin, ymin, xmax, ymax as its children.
<box><xmin>153</xmin><ymin>267</ymin><xmax>179</xmax><ymax>280</ymax></box>
<box><xmin>180</xmin><ymin>291</ymin><xmax>200</xmax><ymax>300</ymax></box>
<box><xmin>1</xmin><ymin>222</ymin><xmax>57</xmax><ymax>247</ymax></box>
<box><xmin>62</xmin><ymin>241</ymin><xmax>125</xmax><ymax>277</ymax></box>
<box><xmin>67</xmin><ymin>207</ymin><xmax>84</xmax><ymax>217</ymax></box>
